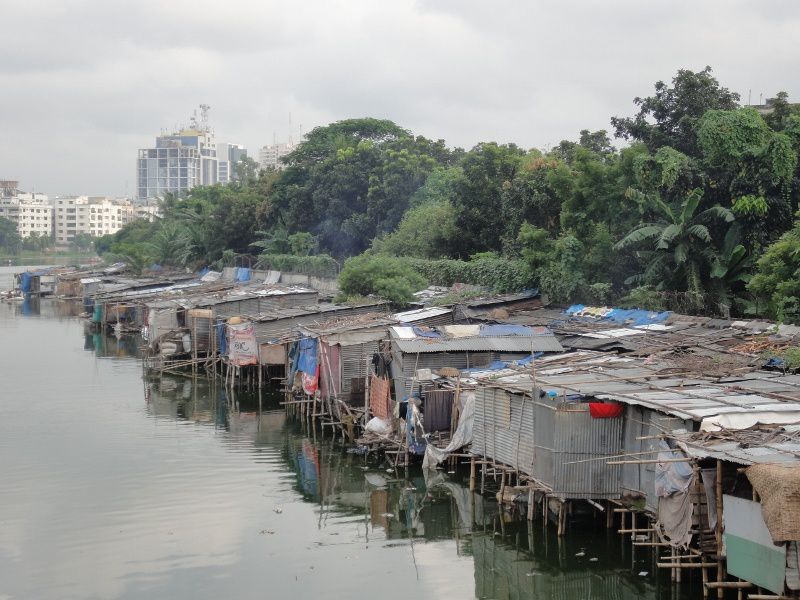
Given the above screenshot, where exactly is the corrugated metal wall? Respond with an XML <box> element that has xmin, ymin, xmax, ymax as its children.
<box><xmin>252</xmin><ymin>305</ymin><xmax>381</xmax><ymax>344</ymax></box>
<box><xmin>621</xmin><ymin>406</ymin><xmax>692</xmax><ymax>512</ymax></box>
<box><xmin>339</xmin><ymin>341</ymin><xmax>381</xmax><ymax>402</ymax></box>
<box><xmin>187</xmin><ymin>314</ymin><xmax>213</xmax><ymax>351</ymax></box>
<box><xmin>473</xmin><ymin>387</ymin><xmax>536</xmax><ymax>474</ymax></box>
<box><xmin>393</xmin><ymin>349</ymin><xmax>492</xmax><ymax>398</ymax></box>
<box><xmin>534</xmin><ymin>400</ymin><xmax>624</xmax><ymax>500</ymax></box>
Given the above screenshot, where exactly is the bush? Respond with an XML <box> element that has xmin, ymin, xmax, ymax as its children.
<box><xmin>338</xmin><ymin>254</ymin><xmax>427</xmax><ymax>304</ymax></box>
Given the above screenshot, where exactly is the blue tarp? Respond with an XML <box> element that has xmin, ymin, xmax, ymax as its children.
<box><xmin>19</xmin><ymin>272</ymin><xmax>33</xmax><ymax>293</ymax></box>
<box><xmin>565</xmin><ymin>304</ymin><xmax>671</xmax><ymax>326</ymax></box>
<box><xmin>296</xmin><ymin>336</ymin><xmax>318</xmax><ymax>376</ymax></box>
<box><xmin>479</xmin><ymin>324</ymin><xmax>534</xmax><ymax>337</ymax></box>
<box><xmin>236</xmin><ymin>267</ymin><xmax>251</xmax><ymax>282</ymax></box>
<box><xmin>412</xmin><ymin>326</ymin><xmax>441</xmax><ymax>338</ymax></box>
<box><xmin>460</xmin><ymin>353</ymin><xmax>544</xmax><ymax>373</ymax></box>
<box><xmin>215</xmin><ymin>322</ymin><xmax>227</xmax><ymax>355</ymax></box>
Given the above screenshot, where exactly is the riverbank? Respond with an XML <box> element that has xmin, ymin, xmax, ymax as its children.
<box><xmin>7</xmin><ymin>263</ymin><xmax>800</xmax><ymax>599</ymax></box>
<box><xmin>0</xmin><ymin>299</ymin><xmax>692</xmax><ymax>600</ymax></box>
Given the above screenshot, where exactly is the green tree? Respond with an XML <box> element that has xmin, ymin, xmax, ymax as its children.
<box><xmin>615</xmin><ymin>189</ymin><xmax>734</xmax><ymax>296</ymax></box>
<box><xmin>611</xmin><ymin>66</ymin><xmax>740</xmax><ymax>156</ymax></box>
<box><xmin>71</xmin><ymin>233</ymin><xmax>94</xmax><ymax>252</ymax></box>
<box><xmin>748</xmin><ymin>217</ymin><xmax>800</xmax><ymax>323</ymax></box>
<box><xmin>372</xmin><ymin>199</ymin><xmax>457</xmax><ymax>259</ymax></box>
<box><xmin>0</xmin><ymin>217</ymin><xmax>21</xmax><ymax>254</ymax></box>
<box><xmin>235</xmin><ymin>156</ymin><xmax>261</xmax><ymax>183</ymax></box>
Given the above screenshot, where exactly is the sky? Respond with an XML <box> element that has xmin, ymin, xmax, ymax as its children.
<box><xmin>2</xmin><ymin>0</ymin><xmax>799</xmax><ymax>197</ymax></box>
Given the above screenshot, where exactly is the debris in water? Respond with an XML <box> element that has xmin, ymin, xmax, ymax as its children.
<box><xmin>274</xmin><ymin>507</ymin><xmax>283</xmax><ymax>514</ymax></box>
<box><xmin>638</xmin><ymin>571</ymin><xmax>648</xmax><ymax>577</ymax></box>
<box><xmin>589</xmin><ymin>557</ymin><xmax>598</xmax><ymax>562</ymax></box>
<box><xmin>575</xmin><ymin>551</ymin><xmax>585</xmax><ymax>557</ymax></box>
<box><xmin>260</xmin><ymin>529</ymin><xmax>275</xmax><ymax>535</ymax></box>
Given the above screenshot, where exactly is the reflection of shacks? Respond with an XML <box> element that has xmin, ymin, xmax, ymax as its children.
<box><xmin>473</xmin><ymin>533</ymin><xmax>657</xmax><ymax>600</ymax></box>
<box><xmin>390</xmin><ymin>324</ymin><xmax>563</xmax><ymax>399</ymax></box>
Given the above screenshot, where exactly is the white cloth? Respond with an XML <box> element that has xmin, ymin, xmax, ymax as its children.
<box><xmin>422</xmin><ymin>393</ymin><xmax>475</xmax><ymax>470</ymax></box>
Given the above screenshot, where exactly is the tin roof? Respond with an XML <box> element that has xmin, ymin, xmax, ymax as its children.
<box><xmin>390</xmin><ymin>323</ymin><xmax>563</xmax><ymax>354</ymax></box>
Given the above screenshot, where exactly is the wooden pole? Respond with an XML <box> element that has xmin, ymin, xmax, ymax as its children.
<box><xmin>364</xmin><ymin>356</ymin><xmax>371</xmax><ymax>427</ymax></box>
<box><xmin>715</xmin><ymin>459</ymin><xmax>724</xmax><ymax>599</ymax></box>
<box><xmin>469</xmin><ymin>457</ymin><xmax>476</xmax><ymax>492</ymax></box>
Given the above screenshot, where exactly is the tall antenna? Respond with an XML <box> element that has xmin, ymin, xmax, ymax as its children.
<box><xmin>199</xmin><ymin>104</ymin><xmax>210</xmax><ymax>131</ymax></box>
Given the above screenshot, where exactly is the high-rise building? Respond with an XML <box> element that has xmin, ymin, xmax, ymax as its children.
<box><xmin>258</xmin><ymin>141</ymin><xmax>294</xmax><ymax>171</ymax></box>
<box><xmin>216</xmin><ymin>142</ymin><xmax>248</xmax><ymax>184</ymax></box>
<box><xmin>137</xmin><ymin>106</ymin><xmax>247</xmax><ymax>200</ymax></box>
<box><xmin>0</xmin><ymin>180</ymin><xmax>53</xmax><ymax>238</ymax></box>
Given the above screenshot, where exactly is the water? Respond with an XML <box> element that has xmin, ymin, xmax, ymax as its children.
<box><xmin>0</xmin><ymin>266</ymin><xmax>694</xmax><ymax>599</ymax></box>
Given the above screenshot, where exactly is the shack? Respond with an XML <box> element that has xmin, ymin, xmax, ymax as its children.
<box><xmin>389</xmin><ymin>324</ymin><xmax>563</xmax><ymax>400</ymax></box>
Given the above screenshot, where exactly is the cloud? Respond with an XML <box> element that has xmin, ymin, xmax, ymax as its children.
<box><xmin>1</xmin><ymin>0</ymin><xmax>799</xmax><ymax>195</ymax></box>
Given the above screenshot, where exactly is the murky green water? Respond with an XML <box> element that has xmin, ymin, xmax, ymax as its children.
<box><xmin>0</xmin><ymin>267</ymin><xmax>698</xmax><ymax>599</ymax></box>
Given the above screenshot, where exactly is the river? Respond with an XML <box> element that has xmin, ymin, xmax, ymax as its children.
<box><xmin>0</xmin><ymin>266</ymin><xmax>691</xmax><ymax>599</ymax></box>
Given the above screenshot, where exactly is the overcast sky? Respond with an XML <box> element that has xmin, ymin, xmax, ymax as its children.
<box><xmin>2</xmin><ymin>0</ymin><xmax>798</xmax><ymax>197</ymax></box>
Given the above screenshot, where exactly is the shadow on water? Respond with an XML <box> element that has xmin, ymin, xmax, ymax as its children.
<box><xmin>134</xmin><ymin>367</ymin><xmax>697</xmax><ymax>600</ymax></box>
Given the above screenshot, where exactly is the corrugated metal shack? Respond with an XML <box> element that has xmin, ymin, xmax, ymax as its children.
<box><xmin>469</xmin><ymin>362</ymin><xmax>624</xmax><ymax>502</ymax></box>
<box><xmin>292</xmin><ymin>306</ymin><xmax>456</xmax><ymax>410</ymax></box>
<box><xmin>113</xmin><ymin>284</ymin><xmax>317</xmax><ymax>347</ymax></box>
<box><xmin>389</xmin><ymin>323</ymin><xmax>563</xmax><ymax>400</ymax></box>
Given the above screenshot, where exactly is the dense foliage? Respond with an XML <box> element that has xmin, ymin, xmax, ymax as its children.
<box><xmin>98</xmin><ymin>68</ymin><xmax>800</xmax><ymax>317</ymax></box>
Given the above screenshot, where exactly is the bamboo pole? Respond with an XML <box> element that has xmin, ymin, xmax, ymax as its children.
<box><xmin>716</xmin><ymin>459</ymin><xmax>724</xmax><ymax>599</ymax></box>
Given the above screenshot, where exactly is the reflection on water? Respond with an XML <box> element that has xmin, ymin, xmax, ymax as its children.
<box><xmin>0</xmin><ymin>298</ymin><xmax>697</xmax><ymax>600</ymax></box>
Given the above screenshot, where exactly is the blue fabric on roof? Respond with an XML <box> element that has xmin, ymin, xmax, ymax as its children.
<box><xmin>605</xmin><ymin>308</ymin><xmax>671</xmax><ymax>326</ymax></box>
<box><xmin>412</xmin><ymin>326</ymin><xmax>441</xmax><ymax>338</ymax></box>
<box><xmin>236</xmin><ymin>267</ymin><xmax>251</xmax><ymax>282</ymax></box>
<box><xmin>764</xmin><ymin>357</ymin><xmax>785</xmax><ymax>368</ymax></box>
<box><xmin>565</xmin><ymin>304</ymin><xmax>671</xmax><ymax>326</ymax></box>
<box><xmin>295</xmin><ymin>336</ymin><xmax>318</xmax><ymax>375</ymax></box>
<box><xmin>514</xmin><ymin>352</ymin><xmax>543</xmax><ymax>365</ymax></box>
<box><xmin>197</xmin><ymin>267</ymin><xmax>209</xmax><ymax>277</ymax></box>
<box><xmin>479</xmin><ymin>324</ymin><xmax>533</xmax><ymax>337</ymax></box>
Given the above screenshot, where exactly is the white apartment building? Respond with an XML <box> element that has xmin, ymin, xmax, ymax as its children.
<box><xmin>258</xmin><ymin>141</ymin><xmax>294</xmax><ymax>171</ymax></box>
<box><xmin>53</xmin><ymin>196</ymin><xmax>134</xmax><ymax>244</ymax></box>
<box><xmin>0</xmin><ymin>180</ymin><xmax>53</xmax><ymax>238</ymax></box>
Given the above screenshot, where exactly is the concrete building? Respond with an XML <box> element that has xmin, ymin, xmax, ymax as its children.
<box><xmin>132</xmin><ymin>199</ymin><xmax>161</xmax><ymax>222</ymax></box>
<box><xmin>258</xmin><ymin>141</ymin><xmax>294</xmax><ymax>171</ymax></box>
<box><xmin>0</xmin><ymin>180</ymin><xmax>53</xmax><ymax>238</ymax></box>
<box><xmin>53</xmin><ymin>196</ymin><xmax>134</xmax><ymax>244</ymax></box>
<box><xmin>137</xmin><ymin>105</ymin><xmax>248</xmax><ymax>200</ymax></box>
<box><xmin>217</xmin><ymin>142</ymin><xmax>248</xmax><ymax>184</ymax></box>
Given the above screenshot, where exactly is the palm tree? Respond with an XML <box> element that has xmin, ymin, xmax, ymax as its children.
<box><xmin>615</xmin><ymin>188</ymin><xmax>734</xmax><ymax>295</ymax></box>
<box><xmin>145</xmin><ymin>222</ymin><xmax>195</xmax><ymax>267</ymax></box>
